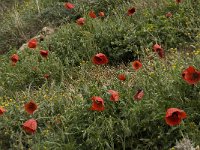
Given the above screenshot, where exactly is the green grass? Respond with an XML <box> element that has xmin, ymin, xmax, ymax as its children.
<box><xmin>0</xmin><ymin>0</ymin><xmax>200</xmax><ymax>149</ymax></box>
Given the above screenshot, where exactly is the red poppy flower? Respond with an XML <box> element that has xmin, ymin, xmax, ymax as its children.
<box><xmin>92</xmin><ymin>53</ymin><xmax>109</xmax><ymax>65</ymax></box>
<box><xmin>132</xmin><ymin>60</ymin><xmax>142</xmax><ymax>71</ymax></box>
<box><xmin>176</xmin><ymin>0</ymin><xmax>182</xmax><ymax>3</ymax></box>
<box><xmin>165</xmin><ymin>108</ymin><xmax>186</xmax><ymax>126</ymax></box>
<box><xmin>28</xmin><ymin>39</ymin><xmax>37</xmax><ymax>49</ymax></box>
<box><xmin>98</xmin><ymin>12</ymin><xmax>105</xmax><ymax>17</ymax></box>
<box><xmin>23</xmin><ymin>119</ymin><xmax>37</xmax><ymax>134</ymax></box>
<box><xmin>40</xmin><ymin>50</ymin><xmax>49</xmax><ymax>58</ymax></box>
<box><xmin>89</xmin><ymin>11</ymin><xmax>97</xmax><ymax>18</ymax></box>
<box><xmin>153</xmin><ymin>43</ymin><xmax>162</xmax><ymax>52</ymax></box>
<box><xmin>90</xmin><ymin>96</ymin><xmax>105</xmax><ymax>111</ymax></box>
<box><xmin>44</xmin><ymin>74</ymin><xmax>50</xmax><ymax>79</ymax></box>
<box><xmin>134</xmin><ymin>89</ymin><xmax>144</xmax><ymax>101</ymax></box>
<box><xmin>118</xmin><ymin>74</ymin><xmax>126</xmax><ymax>81</ymax></box>
<box><xmin>64</xmin><ymin>2</ymin><xmax>74</xmax><ymax>10</ymax></box>
<box><xmin>10</xmin><ymin>54</ymin><xmax>19</xmax><ymax>66</ymax></box>
<box><xmin>182</xmin><ymin>66</ymin><xmax>200</xmax><ymax>85</ymax></box>
<box><xmin>165</xmin><ymin>12</ymin><xmax>173</xmax><ymax>18</ymax></box>
<box><xmin>76</xmin><ymin>18</ymin><xmax>85</xmax><ymax>26</ymax></box>
<box><xmin>128</xmin><ymin>7</ymin><xmax>136</xmax><ymax>16</ymax></box>
<box><xmin>24</xmin><ymin>100</ymin><xmax>37</xmax><ymax>114</ymax></box>
<box><xmin>108</xmin><ymin>90</ymin><xmax>119</xmax><ymax>102</ymax></box>
<box><xmin>152</xmin><ymin>44</ymin><xmax>165</xmax><ymax>58</ymax></box>
<box><xmin>0</xmin><ymin>107</ymin><xmax>6</xmax><ymax>116</ymax></box>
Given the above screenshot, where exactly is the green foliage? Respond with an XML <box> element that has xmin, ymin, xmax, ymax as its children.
<box><xmin>0</xmin><ymin>49</ymin><xmax>63</xmax><ymax>96</ymax></box>
<box><xmin>60</xmin><ymin>53</ymin><xmax>200</xmax><ymax>149</ymax></box>
<box><xmin>47</xmin><ymin>0</ymin><xmax>200</xmax><ymax>66</ymax></box>
<box><xmin>47</xmin><ymin>23</ymin><xmax>97</xmax><ymax>66</ymax></box>
<box><xmin>1</xmin><ymin>0</ymin><xmax>200</xmax><ymax>149</ymax></box>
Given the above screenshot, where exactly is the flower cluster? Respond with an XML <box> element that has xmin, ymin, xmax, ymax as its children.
<box><xmin>88</xmin><ymin>45</ymin><xmax>199</xmax><ymax>127</ymax></box>
<box><xmin>10</xmin><ymin>38</ymin><xmax>50</xmax><ymax>79</ymax></box>
<box><xmin>62</xmin><ymin>1</ymin><xmax>194</xmax><ymax>127</ymax></box>
<box><xmin>1</xmin><ymin>100</ymin><xmax>38</xmax><ymax>134</ymax></box>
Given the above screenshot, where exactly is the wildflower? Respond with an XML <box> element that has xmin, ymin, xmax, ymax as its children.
<box><xmin>132</xmin><ymin>60</ymin><xmax>142</xmax><ymax>71</ymax></box>
<box><xmin>40</xmin><ymin>50</ymin><xmax>49</xmax><ymax>58</ymax></box>
<box><xmin>98</xmin><ymin>11</ymin><xmax>105</xmax><ymax>17</ymax></box>
<box><xmin>28</xmin><ymin>39</ymin><xmax>37</xmax><ymax>49</ymax></box>
<box><xmin>92</xmin><ymin>53</ymin><xmax>108</xmax><ymax>65</ymax></box>
<box><xmin>166</xmin><ymin>12</ymin><xmax>173</xmax><ymax>18</ymax></box>
<box><xmin>134</xmin><ymin>89</ymin><xmax>144</xmax><ymax>101</ymax></box>
<box><xmin>44</xmin><ymin>74</ymin><xmax>50</xmax><ymax>79</ymax></box>
<box><xmin>23</xmin><ymin>119</ymin><xmax>37</xmax><ymax>134</ymax></box>
<box><xmin>89</xmin><ymin>11</ymin><xmax>97</xmax><ymax>18</ymax></box>
<box><xmin>76</xmin><ymin>18</ymin><xmax>85</xmax><ymax>26</ymax></box>
<box><xmin>118</xmin><ymin>74</ymin><xmax>126</xmax><ymax>81</ymax></box>
<box><xmin>128</xmin><ymin>7</ymin><xmax>136</xmax><ymax>16</ymax></box>
<box><xmin>165</xmin><ymin>108</ymin><xmax>186</xmax><ymax>126</ymax></box>
<box><xmin>153</xmin><ymin>44</ymin><xmax>162</xmax><ymax>52</ymax></box>
<box><xmin>108</xmin><ymin>90</ymin><xmax>119</xmax><ymax>102</ymax></box>
<box><xmin>182</xmin><ymin>66</ymin><xmax>200</xmax><ymax>85</ymax></box>
<box><xmin>153</xmin><ymin>44</ymin><xmax>165</xmax><ymax>58</ymax></box>
<box><xmin>0</xmin><ymin>107</ymin><xmax>6</xmax><ymax>115</ymax></box>
<box><xmin>24</xmin><ymin>100</ymin><xmax>38</xmax><ymax>114</ymax></box>
<box><xmin>64</xmin><ymin>2</ymin><xmax>74</xmax><ymax>10</ymax></box>
<box><xmin>90</xmin><ymin>96</ymin><xmax>105</xmax><ymax>111</ymax></box>
<box><xmin>10</xmin><ymin>54</ymin><xmax>19</xmax><ymax>66</ymax></box>
<box><xmin>176</xmin><ymin>0</ymin><xmax>182</xmax><ymax>3</ymax></box>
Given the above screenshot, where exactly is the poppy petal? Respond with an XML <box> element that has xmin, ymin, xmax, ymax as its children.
<box><xmin>92</xmin><ymin>53</ymin><xmax>109</xmax><ymax>65</ymax></box>
<box><xmin>108</xmin><ymin>90</ymin><xmax>119</xmax><ymax>102</ymax></box>
<box><xmin>132</xmin><ymin>60</ymin><xmax>142</xmax><ymax>71</ymax></box>
<box><xmin>23</xmin><ymin>119</ymin><xmax>37</xmax><ymax>134</ymax></box>
<box><xmin>165</xmin><ymin>108</ymin><xmax>187</xmax><ymax>126</ymax></box>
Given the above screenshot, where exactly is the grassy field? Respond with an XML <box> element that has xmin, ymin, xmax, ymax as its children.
<box><xmin>0</xmin><ymin>0</ymin><xmax>200</xmax><ymax>149</ymax></box>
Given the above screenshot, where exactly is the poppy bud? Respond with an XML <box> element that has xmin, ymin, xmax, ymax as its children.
<box><xmin>28</xmin><ymin>39</ymin><xmax>37</xmax><ymax>49</ymax></box>
<box><xmin>118</xmin><ymin>74</ymin><xmax>126</xmax><ymax>81</ymax></box>
<box><xmin>0</xmin><ymin>107</ymin><xmax>6</xmax><ymax>116</ymax></box>
<box><xmin>128</xmin><ymin>7</ymin><xmax>136</xmax><ymax>16</ymax></box>
<box><xmin>98</xmin><ymin>12</ymin><xmax>105</xmax><ymax>17</ymax></box>
<box><xmin>89</xmin><ymin>11</ymin><xmax>97</xmax><ymax>18</ymax></box>
<box><xmin>40</xmin><ymin>50</ymin><xmax>49</xmax><ymax>58</ymax></box>
<box><xmin>64</xmin><ymin>2</ymin><xmax>75</xmax><ymax>10</ymax></box>
<box><xmin>10</xmin><ymin>54</ymin><xmax>19</xmax><ymax>66</ymax></box>
<box><xmin>76</xmin><ymin>18</ymin><xmax>85</xmax><ymax>26</ymax></box>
